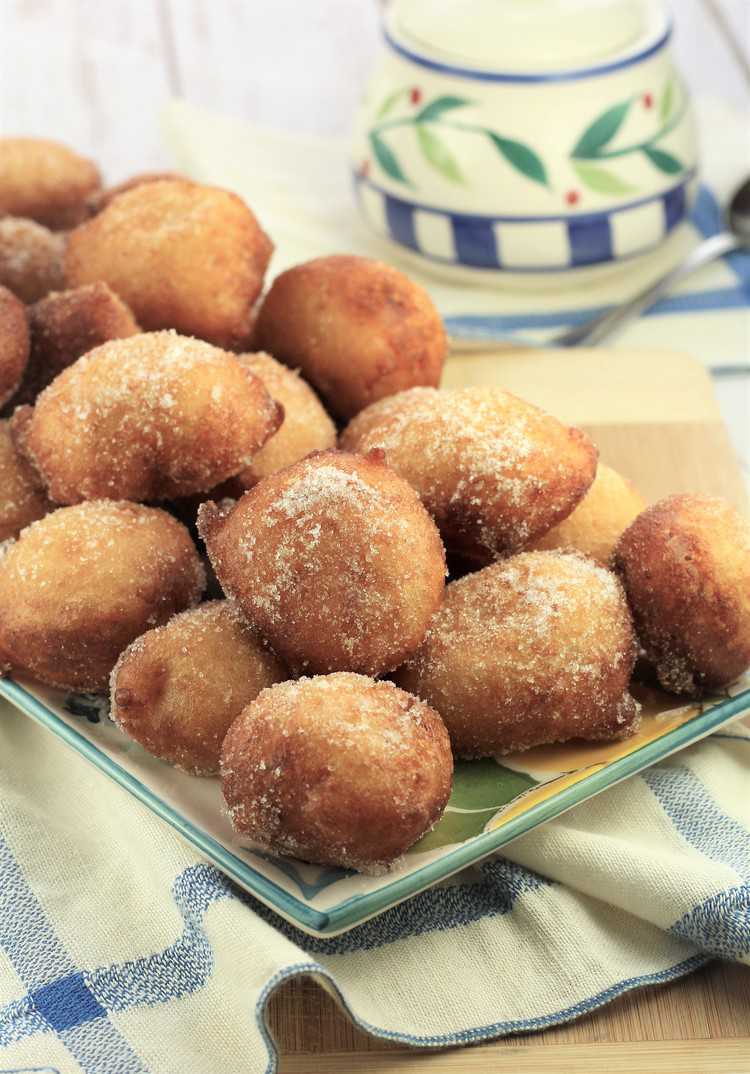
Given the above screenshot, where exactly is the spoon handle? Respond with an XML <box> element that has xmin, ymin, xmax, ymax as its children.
<box><xmin>554</xmin><ymin>230</ymin><xmax>741</xmax><ymax>347</ymax></box>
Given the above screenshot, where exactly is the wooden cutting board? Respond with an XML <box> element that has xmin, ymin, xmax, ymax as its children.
<box><xmin>270</xmin><ymin>348</ymin><xmax>750</xmax><ymax>1073</ymax></box>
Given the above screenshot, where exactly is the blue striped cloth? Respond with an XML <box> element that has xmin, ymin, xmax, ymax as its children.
<box><xmin>1</xmin><ymin>679</ymin><xmax>749</xmax><ymax>1073</ymax></box>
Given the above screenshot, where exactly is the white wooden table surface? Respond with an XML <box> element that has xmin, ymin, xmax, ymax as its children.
<box><xmin>0</xmin><ymin>0</ymin><xmax>747</xmax><ymax>179</ymax></box>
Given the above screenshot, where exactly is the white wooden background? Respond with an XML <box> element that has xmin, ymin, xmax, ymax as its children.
<box><xmin>0</xmin><ymin>0</ymin><xmax>748</xmax><ymax>476</ymax></box>
<box><xmin>1</xmin><ymin>0</ymin><xmax>748</xmax><ymax>182</ymax></box>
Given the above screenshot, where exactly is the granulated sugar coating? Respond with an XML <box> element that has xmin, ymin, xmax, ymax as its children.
<box><xmin>531</xmin><ymin>463</ymin><xmax>646</xmax><ymax>567</ymax></box>
<box><xmin>340</xmin><ymin>386</ymin><xmax>597</xmax><ymax>564</ymax></box>
<box><xmin>220</xmin><ymin>673</ymin><xmax>453</xmax><ymax>873</ymax></box>
<box><xmin>0</xmin><ymin>419</ymin><xmax>51</xmax><ymax>541</ymax></box>
<box><xmin>0</xmin><ymin>216</ymin><xmax>66</xmax><ymax>303</ymax></box>
<box><xmin>0</xmin><ymin>284</ymin><xmax>29</xmax><ymax>408</ymax></box>
<box><xmin>198</xmin><ymin>450</ymin><xmax>446</xmax><ymax>676</ymax></box>
<box><xmin>0</xmin><ymin>500</ymin><xmax>205</xmax><ymax>692</ymax></box>
<box><xmin>14</xmin><ymin>331</ymin><xmax>283</xmax><ymax>503</ymax></box>
<box><xmin>111</xmin><ymin>600</ymin><xmax>287</xmax><ymax>776</ymax></box>
<box><xmin>0</xmin><ymin>137</ymin><xmax>101</xmax><ymax>230</ymax></box>
<box><xmin>65</xmin><ymin>179</ymin><xmax>272</xmax><ymax>347</ymax></box>
<box><xmin>615</xmin><ymin>494</ymin><xmax>750</xmax><ymax>696</ymax></box>
<box><xmin>396</xmin><ymin>550</ymin><xmax>639</xmax><ymax>757</ymax></box>
<box><xmin>215</xmin><ymin>351</ymin><xmax>336</xmax><ymax>494</ymax></box>
<box><xmin>17</xmin><ymin>282</ymin><xmax>140</xmax><ymax>404</ymax></box>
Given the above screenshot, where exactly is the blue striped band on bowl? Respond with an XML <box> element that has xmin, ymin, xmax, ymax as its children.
<box><xmin>354</xmin><ymin>169</ymin><xmax>698</xmax><ymax>273</ymax></box>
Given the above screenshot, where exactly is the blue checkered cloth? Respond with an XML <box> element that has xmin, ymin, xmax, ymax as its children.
<box><xmin>1</xmin><ymin>684</ymin><xmax>749</xmax><ymax>1073</ymax></box>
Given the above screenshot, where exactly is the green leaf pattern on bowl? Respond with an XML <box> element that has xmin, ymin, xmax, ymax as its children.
<box><xmin>365</xmin><ymin>78</ymin><xmax>688</xmax><ymax>200</ymax></box>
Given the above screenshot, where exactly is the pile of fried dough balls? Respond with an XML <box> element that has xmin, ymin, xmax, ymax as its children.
<box><xmin>1</xmin><ymin>138</ymin><xmax>749</xmax><ymax>874</ymax></box>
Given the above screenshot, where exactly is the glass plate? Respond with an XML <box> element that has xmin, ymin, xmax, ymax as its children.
<box><xmin>3</xmin><ymin>672</ymin><xmax>748</xmax><ymax>936</ymax></box>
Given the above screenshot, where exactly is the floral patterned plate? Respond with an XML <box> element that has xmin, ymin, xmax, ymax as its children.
<box><xmin>2</xmin><ymin>673</ymin><xmax>748</xmax><ymax>936</ymax></box>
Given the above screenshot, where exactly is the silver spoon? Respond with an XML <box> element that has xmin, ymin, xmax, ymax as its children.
<box><xmin>450</xmin><ymin>176</ymin><xmax>750</xmax><ymax>351</ymax></box>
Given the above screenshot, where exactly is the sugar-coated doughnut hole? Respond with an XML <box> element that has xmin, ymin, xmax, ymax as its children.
<box><xmin>0</xmin><ymin>500</ymin><xmax>205</xmax><ymax>692</ymax></box>
<box><xmin>397</xmin><ymin>550</ymin><xmax>638</xmax><ymax>757</ymax></box>
<box><xmin>14</xmin><ymin>331</ymin><xmax>283</xmax><ymax>503</ymax></box>
<box><xmin>0</xmin><ymin>216</ymin><xmax>65</xmax><ymax>303</ymax></box>
<box><xmin>198</xmin><ymin>449</ymin><xmax>446</xmax><ymax>676</ymax></box>
<box><xmin>220</xmin><ymin>673</ymin><xmax>453</xmax><ymax>872</ymax></box>
<box><xmin>615</xmin><ymin>494</ymin><xmax>750</xmax><ymax>695</ymax></box>
<box><xmin>65</xmin><ymin>179</ymin><xmax>272</xmax><ymax>348</ymax></box>
<box><xmin>341</xmin><ymin>386</ymin><xmax>597</xmax><ymax>563</ymax></box>
<box><xmin>0</xmin><ymin>137</ymin><xmax>100</xmax><ymax>229</ymax></box>
<box><xmin>15</xmin><ymin>282</ymin><xmax>140</xmax><ymax>404</ymax></box>
<box><xmin>111</xmin><ymin>601</ymin><xmax>287</xmax><ymax>775</ymax></box>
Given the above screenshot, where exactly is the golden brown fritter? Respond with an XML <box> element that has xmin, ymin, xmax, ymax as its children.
<box><xmin>65</xmin><ymin>179</ymin><xmax>273</xmax><ymax>348</ymax></box>
<box><xmin>0</xmin><ymin>284</ymin><xmax>29</xmax><ymax>407</ymax></box>
<box><xmin>341</xmin><ymin>386</ymin><xmax>597</xmax><ymax>564</ymax></box>
<box><xmin>221</xmin><ymin>673</ymin><xmax>453</xmax><ymax>872</ymax></box>
<box><xmin>253</xmin><ymin>255</ymin><xmax>446</xmax><ymax>419</ymax></box>
<box><xmin>111</xmin><ymin>600</ymin><xmax>287</xmax><ymax>775</ymax></box>
<box><xmin>0</xmin><ymin>500</ymin><xmax>205</xmax><ymax>692</ymax></box>
<box><xmin>0</xmin><ymin>216</ymin><xmax>66</xmax><ymax>303</ymax></box>
<box><xmin>14</xmin><ymin>331</ymin><xmax>283</xmax><ymax>503</ymax></box>
<box><xmin>396</xmin><ymin>551</ymin><xmax>638</xmax><ymax>757</ymax></box>
<box><xmin>198</xmin><ymin>450</ymin><xmax>446</xmax><ymax>676</ymax></box>
<box><xmin>0</xmin><ymin>419</ymin><xmax>51</xmax><ymax>541</ymax></box>
<box><xmin>614</xmin><ymin>494</ymin><xmax>750</xmax><ymax>695</ymax></box>
<box><xmin>0</xmin><ymin>138</ymin><xmax>100</xmax><ymax>229</ymax></box>
<box><xmin>15</xmin><ymin>282</ymin><xmax>140</xmax><ymax>403</ymax></box>
<box><xmin>530</xmin><ymin>463</ymin><xmax>646</xmax><ymax>567</ymax></box>
<box><xmin>215</xmin><ymin>352</ymin><xmax>336</xmax><ymax>494</ymax></box>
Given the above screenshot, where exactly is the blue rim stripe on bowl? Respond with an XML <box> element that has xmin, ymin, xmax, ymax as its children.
<box><xmin>354</xmin><ymin>169</ymin><xmax>697</xmax><ymax>271</ymax></box>
<box><xmin>664</xmin><ymin>182</ymin><xmax>687</xmax><ymax>230</ymax></box>
<box><xmin>2</xmin><ymin>675</ymin><xmax>748</xmax><ymax>936</ymax></box>
<box><xmin>452</xmin><ymin>216</ymin><xmax>499</xmax><ymax>269</ymax></box>
<box><xmin>384</xmin><ymin>195</ymin><xmax>419</xmax><ymax>251</ymax></box>
<box><xmin>568</xmin><ymin>215</ymin><xmax>613</xmax><ymax>266</ymax></box>
<box><xmin>382</xmin><ymin>19</ymin><xmax>672</xmax><ymax>84</ymax></box>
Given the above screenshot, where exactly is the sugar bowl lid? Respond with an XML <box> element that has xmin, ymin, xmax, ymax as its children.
<box><xmin>387</xmin><ymin>0</ymin><xmax>668</xmax><ymax>74</ymax></box>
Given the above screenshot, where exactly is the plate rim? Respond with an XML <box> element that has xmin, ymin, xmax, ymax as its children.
<box><xmin>3</xmin><ymin>676</ymin><xmax>748</xmax><ymax>937</ymax></box>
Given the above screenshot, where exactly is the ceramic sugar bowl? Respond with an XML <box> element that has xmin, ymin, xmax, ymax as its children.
<box><xmin>351</xmin><ymin>0</ymin><xmax>698</xmax><ymax>284</ymax></box>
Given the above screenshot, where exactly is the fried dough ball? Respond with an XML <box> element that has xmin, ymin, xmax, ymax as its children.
<box><xmin>0</xmin><ymin>285</ymin><xmax>29</xmax><ymax>407</ymax></box>
<box><xmin>198</xmin><ymin>450</ymin><xmax>446</xmax><ymax>676</ymax></box>
<box><xmin>0</xmin><ymin>419</ymin><xmax>51</xmax><ymax>541</ymax></box>
<box><xmin>65</xmin><ymin>179</ymin><xmax>273</xmax><ymax>348</ymax></box>
<box><xmin>0</xmin><ymin>217</ymin><xmax>65</xmax><ymax>302</ymax></box>
<box><xmin>0</xmin><ymin>500</ymin><xmax>205</xmax><ymax>692</ymax></box>
<box><xmin>14</xmin><ymin>331</ymin><xmax>283</xmax><ymax>504</ymax></box>
<box><xmin>253</xmin><ymin>255</ymin><xmax>446</xmax><ymax>419</ymax></box>
<box><xmin>341</xmin><ymin>386</ymin><xmax>597</xmax><ymax>563</ymax></box>
<box><xmin>397</xmin><ymin>551</ymin><xmax>638</xmax><ymax>757</ymax></box>
<box><xmin>529</xmin><ymin>463</ymin><xmax>646</xmax><ymax>567</ymax></box>
<box><xmin>111</xmin><ymin>600</ymin><xmax>287</xmax><ymax>775</ymax></box>
<box><xmin>15</xmin><ymin>282</ymin><xmax>140</xmax><ymax>403</ymax></box>
<box><xmin>86</xmin><ymin>170</ymin><xmax>185</xmax><ymax>215</ymax></box>
<box><xmin>614</xmin><ymin>494</ymin><xmax>750</xmax><ymax>696</ymax></box>
<box><xmin>215</xmin><ymin>352</ymin><xmax>336</xmax><ymax>494</ymax></box>
<box><xmin>0</xmin><ymin>138</ymin><xmax>100</xmax><ymax>229</ymax></box>
<box><xmin>221</xmin><ymin>673</ymin><xmax>453</xmax><ymax>872</ymax></box>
